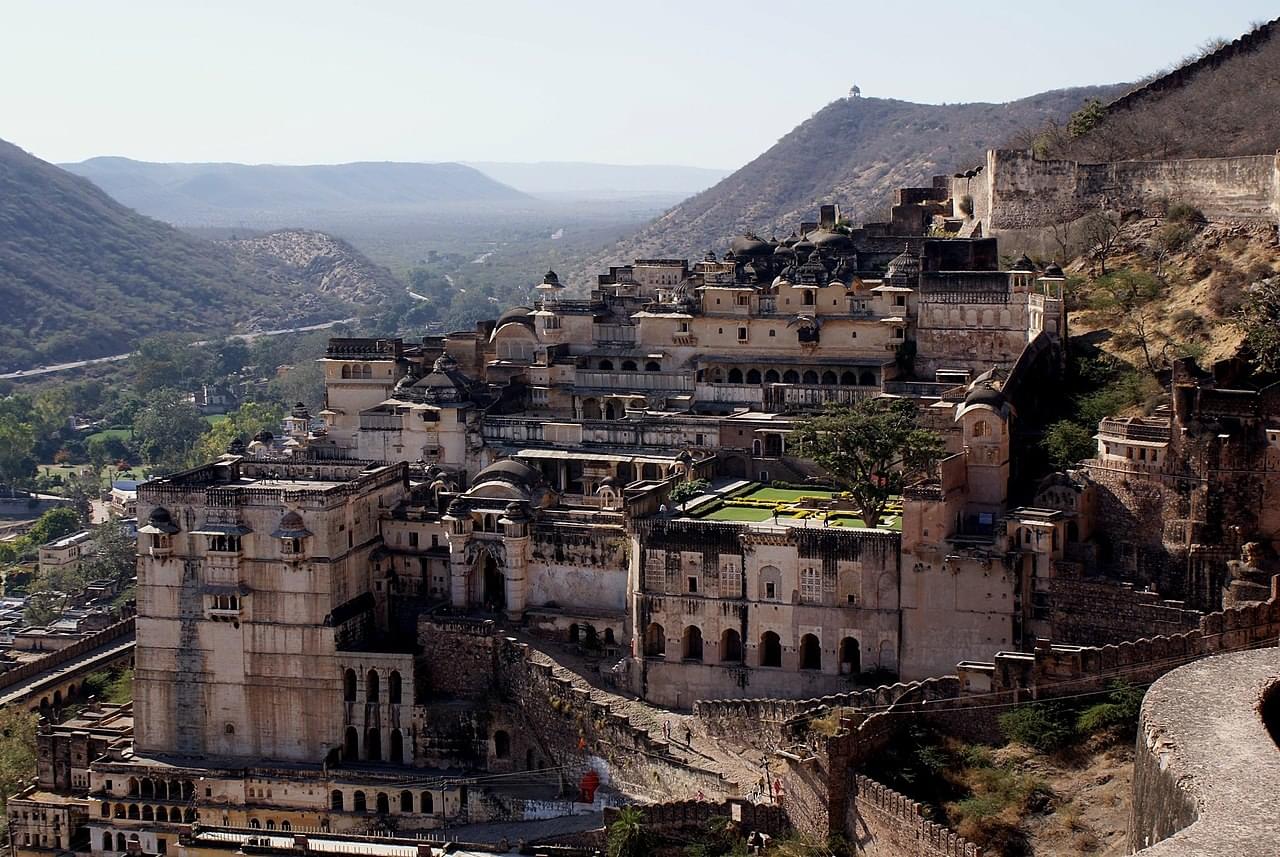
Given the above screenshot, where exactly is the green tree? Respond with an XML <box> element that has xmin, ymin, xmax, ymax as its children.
<box><xmin>791</xmin><ymin>398</ymin><xmax>944</xmax><ymax>528</ymax></box>
<box><xmin>607</xmin><ymin>806</ymin><xmax>654</xmax><ymax>857</ymax></box>
<box><xmin>0</xmin><ymin>413</ymin><xmax>37</xmax><ymax>493</ymax></box>
<box><xmin>80</xmin><ymin>520</ymin><xmax>138</xmax><ymax>590</ymax></box>
<box><xmin>1042</xmin><ymin>421</ymin><xmax>1096</xmax><ymax>469</ymax></box>
<box><xmin>0</xmin><ymin>707</ymin><xmax>37</xmax><ymax>833</ymax></box>
<box><xmin>194</xmin><ymin>401</ymin><xmax>283</xmax><ymax>462</ymax></box>
<box><xmin>1237</xmin><ymin>277</ymin><xmax>1280</xmax><ymax>374</ymax></box>
<box><xmin>1067</xmin><ymin>99</ymin><xmax>1105</xmax><ymax>138</ymax></box>
<box><xmin>26</xmin><ymin>507</ymin><xmax>82</xmax><ymax>547</ymax></box>
<box><xmin>131</xmin><ymin>392</ymin><xmax>207</xmax><ymax>470</ymax></box>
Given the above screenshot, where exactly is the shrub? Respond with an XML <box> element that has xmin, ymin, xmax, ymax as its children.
<box><xmin>668</xmin><ymin>478</ymin><xmax>711</xmax><ymax>504</ymax></box>
<box><xmin>958</xmin><ymin>195</ymin><xmax>974</xmax><ymax>217</ymax></box>
<box><xmin>1043</xmin><ymin>421</ymin><xmax>1096</xmax><ymax>468</ymax></box>
<box><xmin>1077</xmin><ymin>682</ymin><xmax>1144</xmax><ymax>736</ymax></box>
<box><xmin>1171</xmin><ymin>308</ymin><xmax>1205</xmax><ymax>337</ymax></box>
<box><xmin>1165</xmin><ymin>202</ymin><xmax>1204</xmax><ymax>224</ymax></box>
<box><xmin>999</xmin><ymin>702</ymin><xmax>1075</xmax><ymax>752</ymax></box>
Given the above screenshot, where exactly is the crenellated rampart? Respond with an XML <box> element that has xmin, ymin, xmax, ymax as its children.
<box><xmin>849</xmin><ymin>775</ymin><xmax>985</xmax><ymax>857</ymax></box>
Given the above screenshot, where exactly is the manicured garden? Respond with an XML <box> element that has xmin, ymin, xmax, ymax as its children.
<box><xmin>692</xmin><ymin>483</ymin><xmax>902</xmax><ymax>530</ymax></box>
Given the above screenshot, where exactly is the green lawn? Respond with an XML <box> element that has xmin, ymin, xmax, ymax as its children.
<box><xmin>39</xmin><ymin>463</ymin><xmax>147</xmax><ymax>487</ymax></box>
<box><xmin>741</xmin><ymin>486</ymin><xmax>837</xmax><ymax>502</ymax></box>
<box><xmin>204</xmin><ymin>414</ymin><xmax>227</xmax><ymax>425</ymax></box>
<box><xmin>85</xmin><ymin>427</ymin><xmax>131</xmax><ymax>443</ymax></box>
<box><xmin>701</xmin><ymin>505</ymin><xmax>775</xmax><ymax>522</ymax></box>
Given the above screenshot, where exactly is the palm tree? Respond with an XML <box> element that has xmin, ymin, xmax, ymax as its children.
<box><xmin>607</xmin><ymin>806</ymin><xmax>652</xmax><ymax>857</ymax></box>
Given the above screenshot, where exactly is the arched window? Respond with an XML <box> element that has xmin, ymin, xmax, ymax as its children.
<box><xmin>116</xmin><ymin>834</ymin><xmax>126</xmax><ymax>852</ymax></box>
<box><xmin>343</xmin><ymin>726</ymin><xmax>358</xmax><ymax>761</ymax></box>
<box><xmin>682</xmin><ymin>626</ymin><xmax>704</xmax><ymax>662</ymax></box>
<box><xmin>859</xmin><ymin>371</ymin><xmax>875</xmax><ymax>386</ymax></box>
<box><xmin>361</xmin><ymin>364</ymin><xmax>373</xmax><ymax>379</ymax></box>
<box><xmin>972</xmin><ymin>420</ymin><xmax>990</xmax><ymax>438</ymax></box>
<box><xmin>783</xmin><ymin>369</ymin><xmax>799</xmax><ymax>384</ymax></box>
<box><xmin>142</xmin><ymin>806</ymin><xmax>153</xmax><ymax>822</ymax></box>
<box><xmin>802</xmin><ymin>370</ymin><xmax>819</xmax><ymax>385</ymax></box>
<box><xmin>821</xmin><ymin>371</ymin><xmax>837</xmax><ymax>385</ymax></box>
<box><xmin>764</xmin><ymin>369</ymin><xmax>780</xmax><ymax>383</ymax></box>
<box><xmin>420</xmin><ymin>792</ymin><xmax>434</xmax><ymax>814</ymax></box>
<box><xmin>599</xmin><ymin>359</ymin><xmax>614</xmax><ymax>371</ymax></box>
<box><xmin>746</xmin><ymin>368</ymin><xmax>761</xmax><ymax>384</ymax></box>
<box><xmin>375</xmin><ymin>793</ymin><xmax>389</xmax><ymax>815</ymax></box>
<box><xmin>343</xmin><ymin>669</ymin><xmax>356</xmax><ymax>702</ymax></box>
<box><xmin>840</xmin><ymin>371</ymin><xmax>856</xmax><ymax>385</ymax></box>
<box><xmin>100</xmin><ymin>802</ymin><xmax>109</xmax><ymax>818</ymax></box>
<box><xmin>645</xmin><ymin>361</ymin><xmax>660</xmax><ymax>372</ymax></box>
<box><xmin>102</xmin><ymin>833</ymin><xmax>112</xmax><ymax>852</ymax></box>
<box><xmin>248</xmin><ymin>818</ymin><xmax>260</xmax><ymax>830</ymax></box>
<box><xmin>113</xmin><ymin>805</ymin><xmax>124</xmax><ymax>819</ymax></box>
<box><xmin>266</xmin><ymin>820</ymin><xmax>276</xmax><ymax>830</ymax></box>
<box><xmin>366</xmin><ymin>669</ymin><xmax>379</xmax><ymax>702</ymax></box>
<box><xmin>727</xmin><ymin>368</ymin><xmax>743</xmax><ymax>384</ymax></box>
<box><xmin>170</xmin><ymin>807</ymin><xmax>183</xmax><ymax>823</ymax></box>
<box><xmin>720</xmin><ymin>629</ymin><xmax>742</xmax><ymax>662</ymax></box>
<box><xmin>341</xmin><ymin>365</ymin><xmax>352</xmax><ymax>379</ymax></box>
<box><xmin>760</xmin><ymin>632</ymin><xmax>782</xmax><ymax>667</ymax></box>
<box><xmin>128</xmin><ymin>805</ymin><xmax>139</xmax><ymax>820</ymax></box>
<box><xmin>582</xmin><ymin>398</ymin><xmax>602</xmax><ymax>420</ymax></box>
<box><xmin>388</xmin><ymin>671</ymin><xmax>402</xmax><ymax>704</ymax></box>
<box><xmin>128</xmin><ymin>778</ymin><xmax>139</xmax><ymax>797</ymax></box>
<box><xmin>800</xmin><ymin>634</ymin><xmax>822</xmax><ymax>670</ymax></box>
<box><xmin>644</xmin><ymin>623</ymin><xmax>666</xmax><ymax>658</ymax></box>
<box><xmin>352</xmin><ymin>791</ymin><xmax>366</xmax><ymax>813</ymax></box>
<box><xmin>389</xmin><ymin>728</ymin><xmax>404</xmax><ymax>764</ymax></box>
<box><xmin>281</xmin><ymin>822</ymin><xmax>291</xmax><ymax>832</ymax></box>
<box><xmin>803</xmin><ymin>291</ymin><xmax>815</xmax><ymax>306</ymax></box>
<box><xmin>400</xmin><ymin>791</ymin><xmax>413</xmax><ymax>813</ymax></box>
<box><xmin>365</xmin><ymin>727</ymin><xmax>381</xmax><ymax>762</ymax></box>
<box><xmin>141</xmin><ymin>778</ymin><xmax>153</xmax><ymax>798</ymax></box>
<box><xmin>494</xmin><ymin>730</ymin><xmax>511</xmax><ymax>759</ymax></box>
<box><xmin>839</xmin><ymin>637</ymin><xmax>860</xmax><ymax>675</ymax></box>
<box><xmin>331</xmin><ymin>790</ymin><xmax>344</xmax><ymax>811</ymax></box>
<box><xmin>621</xmin><ymin>360</ymin><xmax>637</xmax><ymax>371</ymax></box>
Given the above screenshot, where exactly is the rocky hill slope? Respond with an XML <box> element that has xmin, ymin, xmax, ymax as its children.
<box><xmin>583</xmin><ymin>86</ymin><xmax>1124</xmax><ymax>268</ymax></box>
<box><xmin>221</xmin><ymin>229</ymin><xmax>403</xmax><ymax>317</ymax></box>
<box><xmin>1043</xmin><ymin>17</ymin><xmax>1280</xmax><ymax>161</ymax></box>
<box><xmin>62</xmin><ymin>157</ymin><xmax>527</xmax><ymax>227</ymax></box>
<box><xmin>0</xmin><ymin>139</ymin><xmax>400</xmax><ymax>373</ymax></box>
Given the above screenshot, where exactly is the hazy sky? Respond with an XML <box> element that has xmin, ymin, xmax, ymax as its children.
<box><xmin>3</xmin><ymin>1</ymin><xmax>1274</xmax><ymax>169</ymax></box>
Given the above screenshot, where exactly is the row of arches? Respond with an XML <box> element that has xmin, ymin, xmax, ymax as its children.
<box><xmin>102</xmin><ymin>832</ymin><xmax>140</xmax><ymax>854</ymax></box>
<box><xmin>330</xmin><ymin>789</ymin><xmax>436</xmax><ymax>815</ymax></box>
<box><xmin>596</xmin><ymin>359</ymin><xmax>661</xmax><ymax>372</ymax></box>
<box><xmin>340</xmin><ymin>364</ymin><xmax>374</xmax><ymax>379</ymax></box>
<box><xmin>643</xmin><ymin>624</ymin><xmax>862</xmax><ymax>673</ymax></box>
<box><xmin>33</xmin><ymin>681</ymin><xmax>80</xmax><ymax>713</ymax></box>
<box><xmin>103</xmin><ymin>803</ymin><xmax>195</xmax><ymax>823</ymax></box>
<box><xmin>342</xmin><ymin>726</ymin><xmax>406</xmax><ymax>764</ymax></box>
<box><xmin>246</xmin><ymin>819</ymin><xmax>293</xmax><ymax>830</ymax></box>
<box><xmin>342</xmin><ymin>668</ymin><xmax>403</xmax><ymax>704</ymax></box>
<box><xmin>125</xmin><ymin>778</ymin><xmax>194</xmax><ymax>800</ymax></box>
<box><xmin>706</xmin><ymin>368</ymin><xmax>877</xmax><ymax>386</ymax></box>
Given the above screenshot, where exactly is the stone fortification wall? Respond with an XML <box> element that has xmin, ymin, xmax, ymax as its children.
<box><xmin>847</xmin><ymin>775</ymin><xmax>984</xmax><ymax>857</ymax></box>
<box><xmin>982</xmin><ymin>149</ymin><xmax>1279</xmax><ymax>231</ymax></box>
<box><xmin>1129</xmin><ymin>647</ymin><xmax>1280</xmax><ymax>855</ymax></box>
<box><xmin>601</xmin><ymin>798</ymin><xmax>787</xmax><ymax>837</ymax></box>
<box><xmin>1048</xmin><ymin>577</ymin><xmax>1202</xmax><ymax>645</ymax></box>
<box><xmin>0</xmin><ymin>617</ymin><xmax>135</xmax><ymax>691</ymax></box>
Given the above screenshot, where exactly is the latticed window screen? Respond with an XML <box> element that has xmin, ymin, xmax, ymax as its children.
<box><xmin>644</xmin><ymin>552</ymin><xmax>666</xmax><ymax>591</ymax></box>
<box><xmin>800</xmin><ymin>567</ymin><xmax>822</xmax><ymax>604</ymax></box>
<box><xmin>719</xmin><ymin>561</ymin><xmax>742</xmax><ymax>597</ymax></box>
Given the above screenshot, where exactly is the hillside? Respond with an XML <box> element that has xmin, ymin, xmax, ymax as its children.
<box><xmin>0</xmin><ymin>140</ymin><xmax>399</xmax><ymax>373</ymax></box>
<box><xmin>1043</xmin><ymin>17</ymin><xmax>1280</xmax><ymax>161</ymax></box>
<box><xmin>221</xmin><ymin>230</ymin><xmax>405</xmax><ymax>320</ymax></box>
<box><xmin>585</xmin><ymin>86</ymin><xmax>1125</xmax><ymax>266</ymax></box>
<box><xmin>62</xmin><ymin>158</ymin><xmax>527</xmax><ymax>226</ymax></box>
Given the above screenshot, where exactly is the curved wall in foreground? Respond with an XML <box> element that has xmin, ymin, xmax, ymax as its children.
<box><xmin>1130</xmin><ymin>646</ymin><xmax>1280</xmax><ymax>854</ymax></box>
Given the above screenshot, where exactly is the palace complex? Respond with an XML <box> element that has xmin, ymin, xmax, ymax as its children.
<box><xmin>12</xmin><ymin>191</ymin><xmax>1280</xmax><ymax>857</ymax></box>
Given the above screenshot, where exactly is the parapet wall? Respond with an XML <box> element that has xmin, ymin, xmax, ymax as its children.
<box><xmin>1130</xmin><ymin>647</ymin><xmax>1280</xmax><ymax>855</ymax></box>
<box><xmin>0</xmin><ymin>617</ymin><xmax>135</xmax><ymax>691</ymax></box>
<box><xmin>848</xmin><ymin>775</ymin><xmax>984</xmax><ymax>857</ymax></box>
<box><xmin>977</xmin><ymin>149</ymin><xmax>1279</xmax><ymax>231</ymax></box>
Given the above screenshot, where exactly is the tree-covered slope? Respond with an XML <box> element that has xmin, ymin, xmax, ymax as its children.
<box><xmin>0</xmin><ymin>140</ymin><xmax>392</xmax><ymax>372</ymax></box>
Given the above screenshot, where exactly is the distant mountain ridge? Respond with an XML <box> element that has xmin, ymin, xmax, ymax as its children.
<box><xmin>61</xmin><ymin>157</ymin><xmax>527</xmax><ymax>226</ymax></box>
<box><xmin>584</xmin><ymin>85</ymin><xmax>1126</xmax><ymax>268</ymax></box>
<box><xmin>465</xmin><ymin>161</ymin><xmax>732</xmax><ymax>197</ymax></box>
<box><xmin>0</xmin><ymin>140</ymin><xmax>400</xmax><ymax>372</ymax></box>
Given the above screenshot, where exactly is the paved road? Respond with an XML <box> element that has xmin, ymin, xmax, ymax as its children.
<box><xmin>0</xmin><ymin>317</ymin><xmax>357</xmax><ymax>381</ymax></box>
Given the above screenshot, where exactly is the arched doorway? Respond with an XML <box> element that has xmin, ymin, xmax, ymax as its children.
<box><xmin>800</xmin><ymin>634</ymin><xmax>822</xmax><ymax>670</ymax></box>
<box><xmin>720</xmin><ymin>629</ymin><xmax>742</xmax><ymax>662</ymax></box>
<box><xmin>839</xmin><ymin>637</ymin><xmax>860</xmax><ymax>675</ymax></box>
<box><xmin>478</xmin><ymin>550</ymin><xmax>505</xmax><ymax>612</ymax></box>
<box><xmin>682</xmin><ymin>626</ymin><xmax>703</xmax><ymax>661</ymax></box>
<box><xmin>759</xmin><ymin>632</ymin><xmax>781</xmax><ymax>667</ymax></box>
<box><xmin>644</xmin><ymin>623</ymin><xmax>666</xmax><ymax>658</ymax></box>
